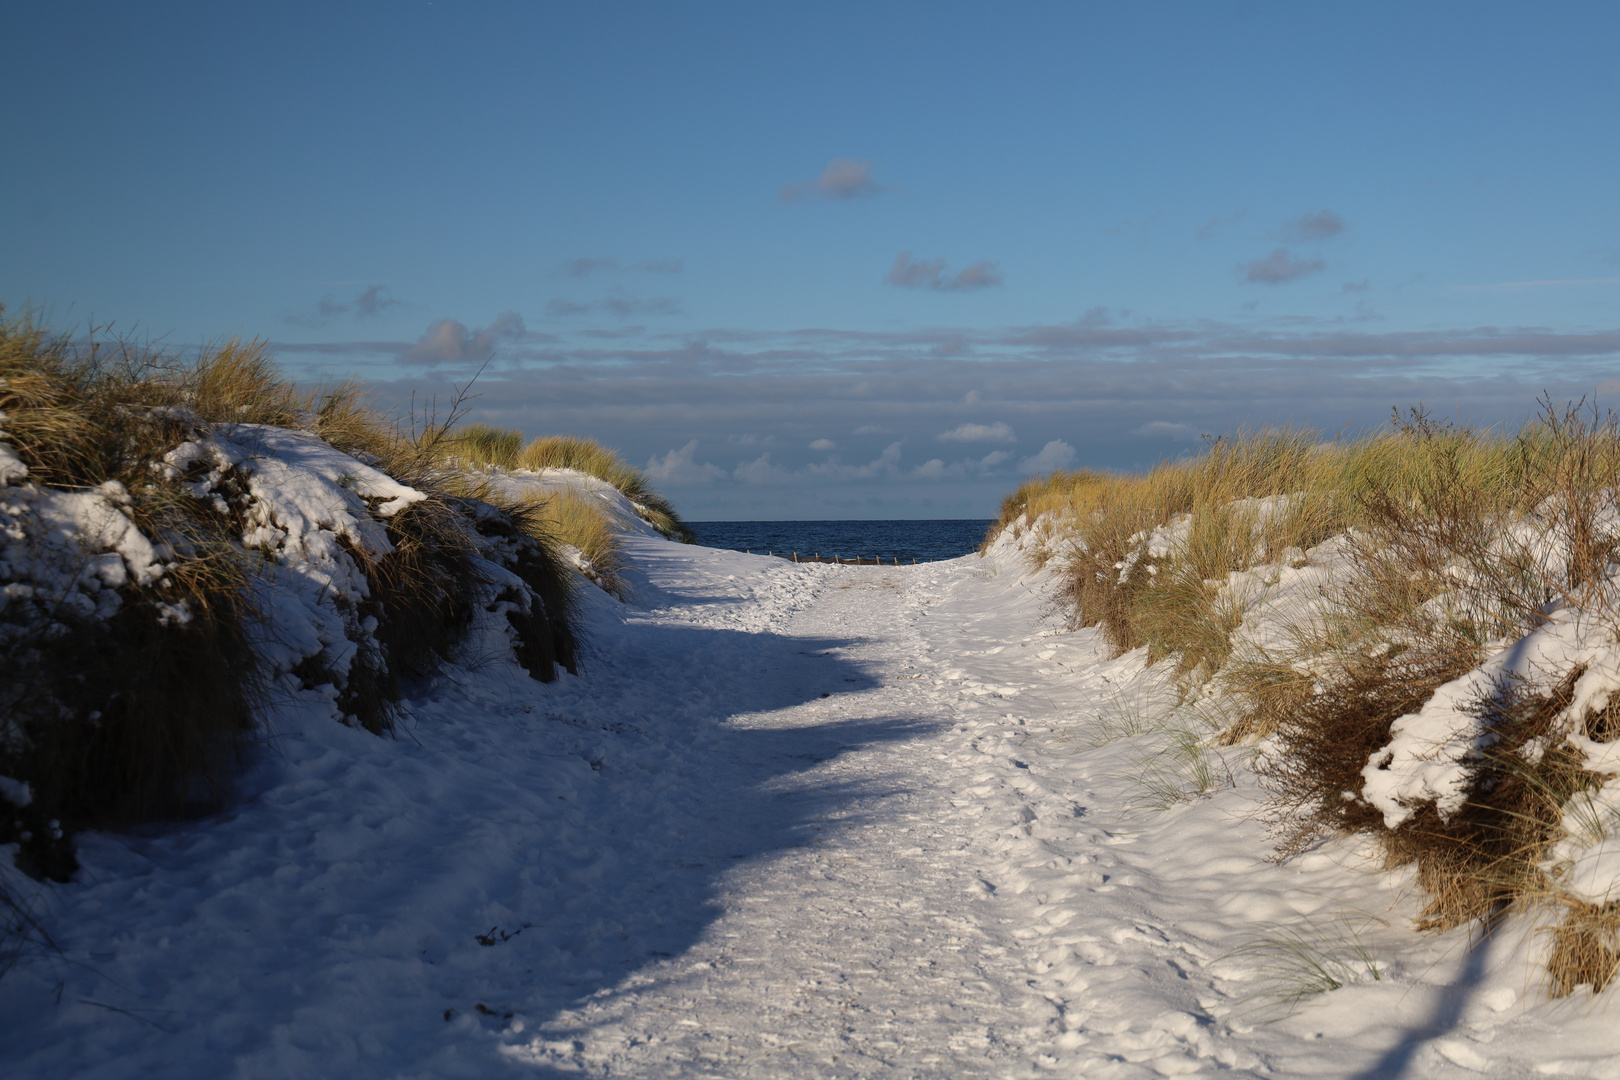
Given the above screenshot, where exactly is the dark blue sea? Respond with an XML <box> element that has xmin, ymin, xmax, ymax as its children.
<box><xmin>688</xmin><ymin>520</ymin><xmax>994</xmax><ymax>564</ymax></box>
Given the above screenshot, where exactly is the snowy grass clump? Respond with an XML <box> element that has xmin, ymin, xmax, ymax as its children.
<box><xmin>1218</xmin><ymin>910</ymin><xmax>1387</xmax><ymax>1020</ymax></box>
<box><xmin>445</xmin><ymin>424</ymin><xmax>696</xmax><ymax>545</ymax></box>
<box><xmin>0</xmin><ymin>311</ymin><xmax>593</xmax><ymax>918</ymax></box>
<box><xmin>987</xmin><ymin>401</ymin><xmax>1620</xmax><ymax>996</ymax></box>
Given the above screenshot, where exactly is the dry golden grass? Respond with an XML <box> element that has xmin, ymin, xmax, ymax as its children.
<box><xmin>452</xmin><ymin>422</ymin><xmax>525</xmax><ymax>469</ymax></box>
<box><xmin>433</xmin><ymin>473</ymin><xmax>583</xmax><ymax>680</ymax></box>
<box><xmin>1015</xmin><ymin>431</ymin><xmax>1347</xmax><ymax>671</ymax></box>
<box><xmin>522</xmin><ymin>489</ymin><xmax>628</xmax><ymax>600</ymax></box>
<box><xmin>981</xmin><ymin>469</ymin><xmax>1110</xmax><ymax>564</ymax></box>
<box><xmin>438</xmin><ymin>463</ymin><xmax>629</xmax><ymax>600</ymax></box>
<box><xmin>990</xmin><ymin>406</ymin><xmax>1620</xmax><ymax>683</ymax></box>
<box><xmin>1547</xmin><ymin>900</ymin><xmax>1620</xmax><ymax>995</ymax></box>
<box><xmin>1</xmin><ymin>315</ymin><xmax>269</xmax><ymax>864</ymax></box>
<box><xmin>518</xmin><ymin>434</ymin><xmax>695</xmax><ymax>543</ymax></box>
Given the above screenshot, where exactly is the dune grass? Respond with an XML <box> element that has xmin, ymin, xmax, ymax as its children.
<box><xmin>1220</xmin><ymin>911</ymin><xmax>1386</xmax><ymax>1019</ymax></box>
<box><xmin>447</xmin><ymin>477</ymin><xmax>629</xmax><ymax>600</ymax></box>
<box><xmin>444</xmin><ymin>426</ymin><xmax>696</xmax><ymax>544</ymax></box>
<box><xmin>982</xmin><ymin>469</ymin><xmax>1112</xmax><ymax>566</ymax></box>
<box><xmin>993</xmin><ymin>406</ymin><xmax>1620</xmax><ymax>676</ymax></box>
<box><xmin>991</xmin><ymin>401</ymin><xmax>1620</xmax><ymax>995</ymax></box>
<box><xmin>525</xmin><ymin>488</ymin><xmax>628</xmax><ymax>599</ymax></box>
<box><xmin>2</xmin><ymin>320</ymin><xmax>271</xmax><ymax>868</ymax></box>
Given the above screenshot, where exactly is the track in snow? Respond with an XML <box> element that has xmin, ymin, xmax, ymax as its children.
<box><xmin>0</xmin><ymin>534</ymin><xmax>1608</xmax><ymax>1078</ymax></box>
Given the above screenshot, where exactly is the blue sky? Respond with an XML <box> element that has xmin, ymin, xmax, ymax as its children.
<box><xmin>5</xmin><ymin>2</ymin><xmax>1619</xmax><ymax>518</ymax></box>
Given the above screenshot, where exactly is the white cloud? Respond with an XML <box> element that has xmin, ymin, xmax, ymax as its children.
<box><xmin>804</xmin><ymin>442</ymin><xmax>904</xmax><ymax>482</ymax></box>
<box><xmin>780</xmin><ymin>158</ymin><xmax>886</xmax><ymax>202</ymax></box>
<box><xmin>908</xmin><ymin>447</ymin><xmax>1014</xmax><ymax>481</ymax></box>
<box><xmin>645</xmin><ymin>440</ymin><xmax>727</xmax><ymax>485</ymax></box>
<box><xmin>1133</xmin><ymin>421</ymin><xmax>1200</xmax><ymax>441</ymax></box>
<box><xmin>734</xmin><ymin>453</ymin><xmax>790</xmax><ymax>485</ymax></box>
<box><xmin>1196</xmin><ymin>208</ymin><xmax>1248</xmax><ymax>242</ymax></box>
<box><xmin>939</xmin><ymin>421</ymin><xmax>1015</xmax><ymax>443</ymax></box>
<box><xmin>1019</xmin><ymin>440</ymin><xmax>1077</xmax><ymax>474</ymax></box>
<box><xmin>547</xmin><ymin>295</ymin><xmax>683</xmax><ymax>319</ymax></box>
<box><xmin>292</xmin><ymin>311</ymin><xmax>1620</xmax><ymax>522</ymax></box>
<box><xmin>402</xmin><ymin>312</ymin><xmax>525</xmax><ymax>364</ymax></box>
<box><xmin>566</xmin><ymin>257</ymin><xmax>616</xmax><ymax>277</ymax></box>
<box><xmin>565</xmin><ymin>256</ymin><xmax>683</xmax><ymax>276</ymax></box>
<box><xmin>887</xmin><ymin>252</ymin><xmax>1004</xmax><ymax>291</ymax></box>
<box><xmin>1283</xmin><ymin>210</ymin><xmax>1345</xmax><ymax>242</ymax></box>
<box><xmin>810</xmin><ymin>438</ymin><xmax>836</xmax><ymax>451</ymax></box>
<box><xmin>642</xmin><ymin>439</ymin><xmax>1001</xmax><ymax>489</ymax></box>
<box><xmin>282</xmin><ymin>284</ymin><xmax>402</xmax><ymax>327</ymax></box>
<box><xmin>949</xmin><ymin>261</ymin><xmax>1003</xmax><ymax>290</ymax></box>
<box><xmin>1242</xmin><ymin>248</ymin><xmax>1325</xmax><ymax>285</ymax></box>
<box><xmin>352</xmin><ymin>285</ymin><xmax>400</xmax><ymax>317</ymax></box>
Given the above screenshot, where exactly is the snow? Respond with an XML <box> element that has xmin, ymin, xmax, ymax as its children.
<box><xmin>0</xmin><ymin>775</ymin><xmax>31</xmax><ymax>809</ymax></box>
<box><xmin>163</xmin><ymin>422</ymin><xmax>427</xmax><ymax>563</ymax></box>
<box><xmin>4</xmin><ymin>482</ymin><xmax>1620</xmax><ymax>1075</ymax></box>
<box><xmin>1555</xmin><ymin>828</ymin><xmax>1620</xmax><ymax>904</ymax></box>
<box><xmin>1344</xmin><ymin>497</ymin><xmax>1620</xmax><ymax>834</ymax></box>
<box><xmin>1360</xmin><ymin>610</ymin><xmax>1620</xmax><ymax>830</ymax></box>
<box><xmin>157</xmin><ymin>423</ymin><xmax>448</xmax><ymax>723</ymax></box>
<box><xmin>0</xmin><ymin>479</ymin><xmax>168</xmax><ymax>633</ymax></box>
<box><xmin>0</xmin><ymin>441</ymin><xmax>28</xmax><ymax>485</ymax></box>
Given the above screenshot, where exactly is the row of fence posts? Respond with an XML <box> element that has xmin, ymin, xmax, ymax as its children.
<box><xmin>744</xmin><ymin>550</ymin><xmax>922</xmax><ymax>565</ymax></box>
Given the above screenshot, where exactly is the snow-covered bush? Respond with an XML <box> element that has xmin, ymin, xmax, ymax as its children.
<box><xmin>1252</xmin><ymin>406</ymin><xmax>1620</xmax><ymax>991</ymax></box>
<box><xmin>0</xmin><ymin>313</ymin><xmax>584</xmax><ymax>888</ymax></box>
<box><xmin>996</xmin><ymin>402</ymin><xmax>1620</xmax><ymax>994</ymax></box>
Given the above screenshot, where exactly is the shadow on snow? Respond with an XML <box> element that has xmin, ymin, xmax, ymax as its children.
<box><xmin>429</xmin><ymin>616</ymin><xmax>931</xmax><ymax>1073</ymax></box>
<box><xmin>0</xmin><ymin>573</ymin><xmax>936</xmax><ymax>1077</ymax></box>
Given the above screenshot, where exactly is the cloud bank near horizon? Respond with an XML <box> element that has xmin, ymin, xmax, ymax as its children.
<box><xmin>270</xmin><ymin>311</ymin><xmax>1620</xmax><ymax>517</ymax></box>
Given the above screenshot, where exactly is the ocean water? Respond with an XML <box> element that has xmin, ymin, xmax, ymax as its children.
<box><xmin>688</xmin><ymin>519</ymin><xmax>995</xmax><ymax>564</ymax></box>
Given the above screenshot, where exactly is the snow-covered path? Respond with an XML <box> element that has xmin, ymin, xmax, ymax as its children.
<box><xmin>3</xmin><ymin>535</ymin><xmax>1618</xmax><ymax>1077</ymax></box>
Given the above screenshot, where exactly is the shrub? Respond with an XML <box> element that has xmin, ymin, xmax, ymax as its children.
<box><xmin>1243</xmin><ymin>405</ymin><xmax>1620</xmax><ymax>992</ymax></box>
<box><xmin>1034</xmin><ymin>431</ymin><xmax>1345</xmax><ymax>669</ymax></box>
<box><xmin>1</xmin><ymin>318</ymin><xmax>267</xmax><ymax>878</ymax></box>
<box><xmin>995</xmin><ymin>400</ymin><xmax>1620</xmax><ymax>993</ymax></box>
<box><xmin>444</xmin><ymin>483</ymin><xmax>583</xmax><ymax>682</ymax></box>
<box><xmin>0</xmin><ymin>310</ymin><xmax>583</xmax><ymax>885</ymax></box>
<box><xmin>1547</xmin><ymin>900</ymin><xmax>1620</xmax><ymax>995</ymax></box>
<box><xmin>1008</xmin><ymin>407</ymin><xmax>1620</xmax><ymax>683</ymax></box>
